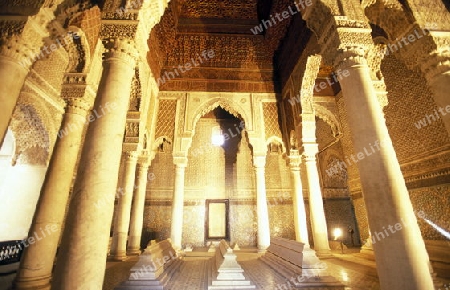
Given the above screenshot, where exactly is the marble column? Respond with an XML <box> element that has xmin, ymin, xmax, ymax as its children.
<box><xmin>0</xmin><ymin>37</ymin><xmax>33</xmax><ymax>146</ymax></box>
<box><xmin>51</xmin><ymin>38</ymin><xmax>138</xmax><ymax>290</ymax></box>
<box><xmin>289</xmin><ymin>149</ymin><xmax>324</xmax><ymax>271</ymax></box>
<box><xmin>301</xmin><ymin>112</ymin><xmax>332</xmax><ymax>258</ymax></box>
<box><xmin>288</xmin><ymin>149</ymin><xmax>309</xmax><ymax>246</ymax></box>
<box><xmin>170</xmin><ymin>158</ymin><xmax>187</xmax><ymax>250</ymax></box>
<box><xmin>127</xmin><ymin>161</ymin><xmax>149</xmax><ymax>255</ymax></box>
<box><xmin>253</xmin><ymin>155</ymin><xmax>270</xmax><ymax>252</ymax></box>
<box><xmin>336</xmin><ymin>47</ymin><xmax>434</xmax><ymax>289</ymax></box>
<box><xmin>421</xmin><ymin>54</ymin><xmax>450</xmax><ymax>136</ymax></box>
<box><xmin>110</xmin><ymin>151</ymin><xmax>139</xmax><ymax>260</ymax></box>
<box><xmin>13</xmin><ymin>97</ymin><xmax>91</xmax><ymax>290</ymax></box>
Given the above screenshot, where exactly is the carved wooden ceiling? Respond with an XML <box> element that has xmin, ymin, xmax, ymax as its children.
<box><xmin>148</xmin><ymin>0</ymin><xmax>312</xmax><ymax>93</ymax></box>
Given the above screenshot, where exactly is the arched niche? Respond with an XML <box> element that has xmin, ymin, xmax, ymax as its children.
<box><xmin>178</xmin><ymin>96</ymin><xmax>254</xmax><ymax>158</ymax></box>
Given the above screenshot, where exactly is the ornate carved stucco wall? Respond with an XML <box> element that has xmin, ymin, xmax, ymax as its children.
<box><xmin>143</xmin><ymin>92</ymin><xmax>295</xmax><ymax>246</ymax></box>
<box><xmin>409</xmin><ymin>184</ymin><xmax>450</xmax><ymax>240</ymax></box>
<box><xmin>381</xmin><ymin>54</ymin><xmax>450</xmax><ymax>241</ymax></box>
<box><xmin>328</xmin><ymin>41</ymin><xmax>450</xmax><ymax>244</ymax></box>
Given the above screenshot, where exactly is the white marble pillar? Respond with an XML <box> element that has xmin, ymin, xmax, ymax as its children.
<box><xmin>421</xmin><ymin>54</ymin><xmax>450</xmax><ymax>136</ymax></box>
<box><xmin>127</xmin><ymin>161</ymin><xmax>149</xmax><ymax>255</ymax></box>
<box><xmin>288</xmin><ymin>149</ymin><xmax>309</xmax><ymax>246</ymax></box>
<box><xmin>51</xmin><ymin>38</ymin><xmax>138</xmax><ymax>290</ymax></box>
<box><xmin>253</xmin><ymin>155</ymin><xmax>270</xmax><ymax>252</ymax></box>
<box><xmin>170</xmin><ymin>157</ymin><xmax>187</xmax><ymax>250</ymax></box>
<box><xmin>301</xmin><ymin>112</ymin><xmax>332</xmax><ymax>258</ymax></box>
<box><xmin>13</xmin><ymin>97</ymin><xmax>91</xmax><ymax>290</ymax></box>
<box><xmin>110</xmin><ymin>151</ymin><xmax>139</xmax><ymax>260</ymax></box>
<box><xmin>336</xmin><ymin>47</ymin><xmax>434</xmax><ymax>289</ymax></box>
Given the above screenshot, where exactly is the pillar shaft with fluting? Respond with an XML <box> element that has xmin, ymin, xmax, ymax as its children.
<box><xmin>170</xmin><ymin>158</ymin><xmax>187</xmax><ymax>250</ymax></box>
<box><xmin>51</xmin><ymin>38</ymin><xmax>138</xmax><ymax>290</ymax></box>
<box><xmin>253</xmin><ymin>155</ymin><xmax>270</xmax><ymax>252</ymax></box>
<box><xmin>127</xmin><ymin>162</ymin><xmax>149</xmax><ymax>255</ymax></box>
<box><xmin>288</xmin><ymin>149</ymin><xmax>309</xmax><ymax>247</ymax></box>
<box><xmin>337</xmin><ymin>47</ymin><xmax>434</xmax><ymax>289</ymax></box>
<box><xmin>110</xmin><ymin>151</ymin><xmax>138</xmax><ymax>260</ymax></box>
<box><xmin>13</xmin><ymin>97</ymin><xmax>91</xmax><ymax>290</ymax></box>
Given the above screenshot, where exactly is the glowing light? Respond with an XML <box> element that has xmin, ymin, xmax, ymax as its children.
<box><xmin>341</xmin><ymin>270</ymin><xmax>349</xmax><ymax>282</ymax></box>
<box><xmin>211</xmin><ymin>126</ymin><xmax>224</xmax><ymax>146</ymax></box>
<box><xmin>333</xmin><ymin>228</ymin><xmax>342</xmax><ymax>240</ymax></box>
<box><xmin>211</xmin><ymin>134</ymin><xmax>224</xmax><ymax>146</ymax></box>
<box><xmin>422</xmin><ymin>218</ymin><xmax>450</xmax><ymax>239</ymax></box>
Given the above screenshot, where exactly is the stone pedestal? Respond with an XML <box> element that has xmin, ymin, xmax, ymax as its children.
<box><xmin>115</xmin><ymin>239</ymin><xmax>181</xmax><ymax>290</ymax></box>
<box><xmin>13</xmin><ymin>97</ymin><xmax>91</xmax><ymax>290</ymax></box>
<box><xmin>209</xmin><ymin>240</ymin><xmax>255</xmax><ymax>289</ymax></box>
<box><xmin>253</xmin><ymin>155</ymin><xmax>270</xmax><ymax>252</ymax></box>
<box><xmin>170</xmin><ymin>158</ymin><xmax>187</xmax><ymax>250</ymax></box>
<box><xmin>111</xmin><ymin>151</ymin><xmax>139</xmax><ymax>260</ymax></box>
<box><xmin>336</xmin><ymin>47</ymin><xmax>434</xmax><ymax>290</ymax></box>
<box><xmin>127</xmin><ymin>162</ymin><xmax>150</xmax><ymax>255</ymax></box>
<box><xmin>51</xmin><ymin>38</ymin><xmax>138</xmax><ymax>290</ymax></box>
<box><xmin>260</xmin><ymin>237</ymin><xmax>343</xmax><ymax>289</ymax></box>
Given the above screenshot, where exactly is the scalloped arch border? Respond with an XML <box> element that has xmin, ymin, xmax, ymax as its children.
<box><xmin>190</xmin><ymin>98</ymin><xmax>249</xmax><ymax>133</ymax></box>
<box><xmin>266</xmin><ymin>135</ymin><xmax>287</xmax><ymax>154</ymax></box>
<box><xmin>313</xmin><ymin>103</ymin><xmax>342</xmax><ymax>137</ymax></box>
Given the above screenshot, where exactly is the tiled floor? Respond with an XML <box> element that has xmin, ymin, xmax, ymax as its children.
<box><xmin>104</xmin><ymin>248</ymin><xmax>450</xmax><ymax>290</ymax></box>
<box><xmin>103</xmin><ymin>249</ymin><xmax>373</xmax><ymax>290</ymax></box>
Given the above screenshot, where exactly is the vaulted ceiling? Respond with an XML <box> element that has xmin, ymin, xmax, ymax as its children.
<box><xmin>147</xmin><ymin>0</ymin><xmax>312</xmax><ymax>93</ymax></box>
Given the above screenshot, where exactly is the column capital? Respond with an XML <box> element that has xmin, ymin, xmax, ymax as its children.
<box><xmin>61</xmin><ymin>73</ymin><xmax>96</xmax><ymax>116</ymax></box>
<box><xmin>137</xmin><ymin>160</ymin><xmax>150</xmax><ymax>170</ymax></box>
<box><xmin>253</xmin><ymin>155</ymin><xmax>266</xmax><ymax>168</ymax></box>
<box><xmin>334</xmin><ymin>46</ymin><xmax>368</xmax><ymax>71</ymax></box>
<box><xmin>124</xmin><ymin>150</ymin><xmax>139</xmax><ymax>161</ymax></box>
<box><xmin>173</xmin><ymin>156</ymin><xmax>188</xmax><ymax>167</ymax></box>
<box><xmin>302</xmin><ymin>143</ymin><xmax>319</xmax><ymax>162</ymax></box>
<box><xmin>102</xmin><ymin>38</ymin><xmax>139</xmax><ymax>67</ymax></box>
<box><xmin>64</xmin><ymin>97</ymin><xmax>92</xmax><ymax>116</ymax></box>
<box><xmin>0</xmin><ymin>3</ymin><xmax>67</xmax><ymax>67</ymax></box>
<box><xmin>137</xmin><ymin>150</ymin><xmax>150</xmax><ymax>165</ymax></box>
<box><xmin>288</xmin><ymin>149</ymin><xmax>302</xmax><ymax>169</ymax></box>
<box><xmin>0</xmin><ymin>34</ymin><xmax>38</xmax><ymax>71</ymax></box>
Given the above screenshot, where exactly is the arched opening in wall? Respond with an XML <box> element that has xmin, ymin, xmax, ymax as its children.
<box><xmin>184</xmin><ymin>106</ymin><xmax>256</xmax><ymax>247</ymax></box>
<box><xmin>186</xmin><ymin>106</ymin><xmax>246</xmax><ymax>199</ymax></box>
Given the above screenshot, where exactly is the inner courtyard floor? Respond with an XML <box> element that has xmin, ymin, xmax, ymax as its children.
<box><xmin>102</xmin><ymin>247</ymin><xmax>450</xmax><ymax>290</ymax></box>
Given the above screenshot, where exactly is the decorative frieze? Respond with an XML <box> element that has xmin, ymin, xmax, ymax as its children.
<box><xmin>100</xmin><ymin>22</ymin><xmax>139</xmax><ymax>40</ymax></box>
